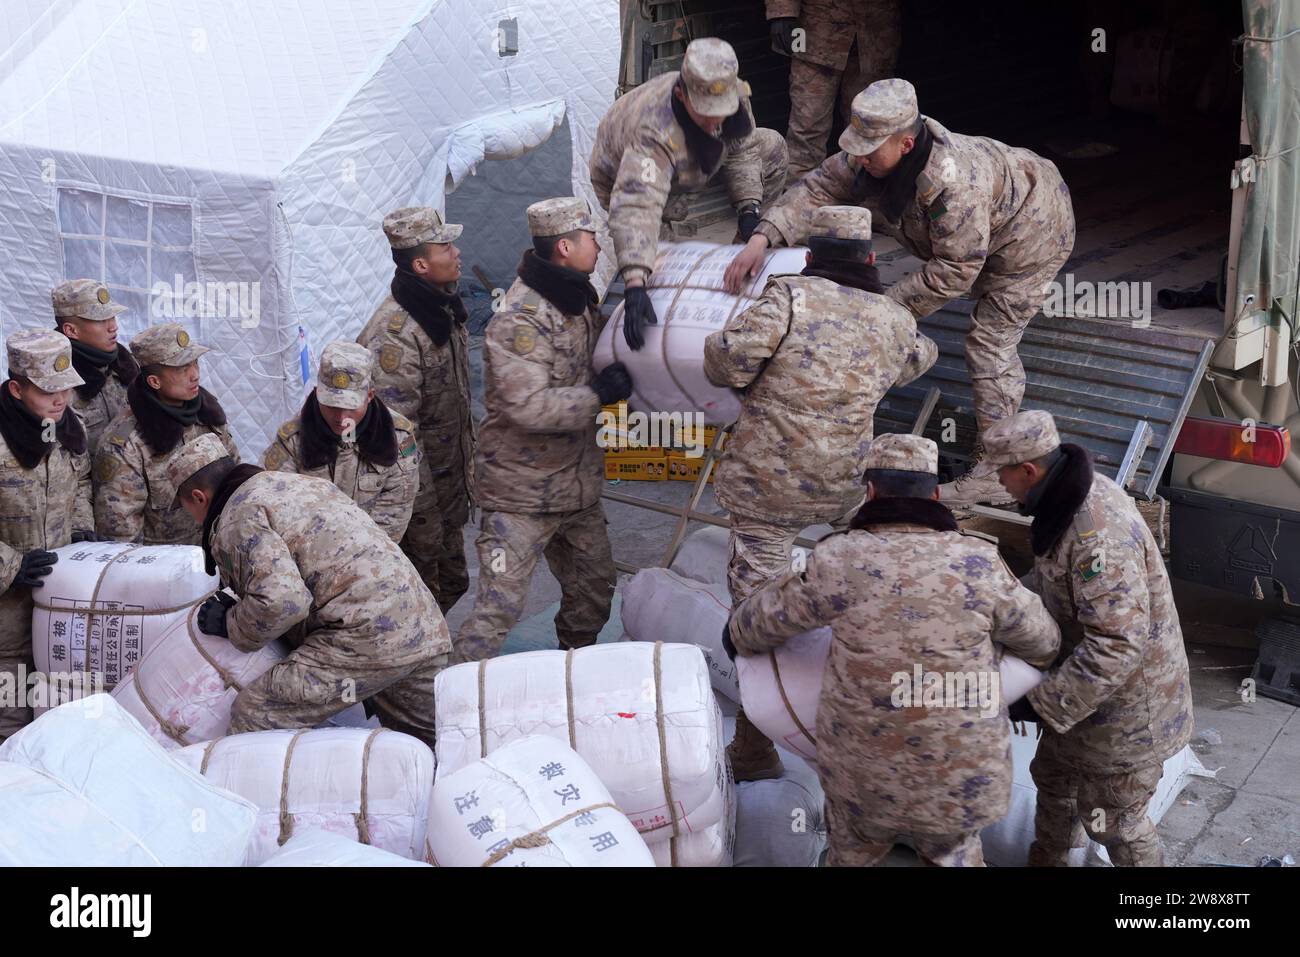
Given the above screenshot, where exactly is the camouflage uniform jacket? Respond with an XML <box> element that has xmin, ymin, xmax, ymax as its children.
<box><xmin>94</xmin><ymin>413</ymin><xmax>241</xmax><ymax>545</ymax></box>
<box><xmin>703</xmin><ymin>274</ymin><xmax>937</xmax><ymax>524</ymax></box>
<box><xmin>261</xmin><ymin>409</ymin><xmax>421</xmax><ymax>543</ymax></box>
<box><xmin>1026</xmin><ymin>472</ymin><xmax>1194</xmax><ymax>773</ymax></box>
<box><xmin>475</xmin><ymin>280</ymin><xmax>607</xmax><ymax>514</ymax></box>
<box><xmin>70</xmin><ymin>363</ymin><xmax>133</xmax><ymax>456</ymax></box>
<box><xmin>765</xmin><ymin>0</ymin><xmax>901</xmax><ymax>72</ymax></box>
<box><xmin>756</xmin><ymin>117</ymin><xmax>1074</xmax><ymax>319</ymax></box>
<box><xmin>209</xmin><ymin>470</ymin><xmax>450</xmax><ymax>666</ymax></box>
<box><xmin>590</xmin><ymin>71</ymin><xmax>767</xmax><ymax>281</ymax></box>
<box><xmin>357</xmin><ymin>296</ymin><xmax>475</xmax><ymax>503</ymax></box>
<box><xmin>730</xmin><ymin>508</ymin><xmax>1061</xmax><ymax>834</ymax></box>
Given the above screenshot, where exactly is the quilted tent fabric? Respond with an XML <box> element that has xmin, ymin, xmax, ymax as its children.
<box><xmin>0</xmin><ymin>0</ymin><xmax>619</xmax><ymax>457</ymax></box>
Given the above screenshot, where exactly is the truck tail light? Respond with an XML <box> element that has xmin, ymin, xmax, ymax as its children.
<box><xmin>1173</xmin><ymin>416</ymin><xmax>1291</xmax><ymax>467</ymax></box>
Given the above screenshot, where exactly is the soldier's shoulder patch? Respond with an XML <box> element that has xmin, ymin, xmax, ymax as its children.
<box><xmin>398</xmin><ymin>433</ymin><xmax>418</xmax><ymax>457</ymax></box>
<box><xmin>379</xmin><ymin>343</ymin><xmax>403</xmax><ymax>373</ymax></box>
<box><xmin>264</xmin><ymin>444</ymin><xmax>288</xmax><ymax>470</ymax></box>
<box><xmin>512</xmin><ymin>323</ymin><xmax>537</xmax><ymax>355</ymax></box>
<box><xmin>386</xmin><ymin>312</ymin><xmax>408</xmax><ymax>335</ymax></box>
<box><xmin>94</xmin><ymin>454</ymin><xmax>118</xmax><ymax>483</ymax></box>
<box><xmin>519</xmin><ymin>290</ymin><xmax>543</xmax><ymax>315</ymax></box>
<box><xmin>277</xmin><ymin>420</ymin><xmax>299</xmax><ymax>439</ymax></box>
<box><xmin>390</xmin><ymin>410</ymin><xmax>415</xmax><ymax>432</ymax></box>
<box><xmin>1075</xmin><ymin>554</ymin><xmax>1103</xmax><ymax>582</ymax></box>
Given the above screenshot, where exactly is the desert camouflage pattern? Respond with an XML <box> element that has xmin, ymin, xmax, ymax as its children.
<box><xmin>93</xmin><ymin>413</ymin><xmax>240</xmax><ymax>545</ymax></box>
<box><xmin>728</xmin><ymin>521</ymin><xmax>1061</xmax><ymax>845</ymax></box>
<box><xmin>757</xmin><ymin>117</ymin><xmax>1076</xmax><ymax>431</ymax></box>
<box><xmin>590</xmin><ymin>71</ymin><xmax>787</xmax><ymax>281</ymax></box>
<box><xmin>357</xmin><ymin>295</ymin><xmax>474</xmax><ymax>611</ymax></box>
<box><xmin>261</xmin><ymin>410</ymin><xmax>421</xmax><ymax>543</ymax></box>
<box><xmin>452</xmin><ymin>504</ymin><xmax>615</xmax><ymax>665</ymax></box>
<box><xmin>983</xmin><ymin>408</ymin><xmax>1061</xmax><ymax>466</ymax></box>
<box><xmin>0</xmin><ymin>427</ymin><xmax>92</xmax><ymax>738</ymax></box>
<box><xmin>71</xmin><ymin>367</ymin><xmax>131</xmax><ymax>454</ymax></box>
<box><xmin>825</xmin><ymin>803</ymin><xmax>986</xmax><ymax>867</ymax></box>
<box><xmin>703</xmin><ymin>274</ymin><xmax>937</xmax><ymax>524</ymax></box>
<box><xmin>210</xmin><ymin>471</ymin><xmax>451</xmax><ymax>747</ymax></box>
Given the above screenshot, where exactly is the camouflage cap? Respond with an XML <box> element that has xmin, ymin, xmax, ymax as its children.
<box><xmin>982</xmin><ymin>410</ymin><xmax>1061</xmax><ymax>467</ymax></box>
<box><xmin>864</xmin><ymin>433</ymin><xmax>938</xmax><ymax>474</ymax></box>
<box><xmin>130</xmin><ymin>322</ymin><xmax>210</xmax><ymax>367</ymax></box>
<box><xmin>680</xmin><ymin>37</ymin><xmax>747</xmax><ymax>117</ymax></box>
<box><xmin>6</xmin><ymin>329</ymin><xmax>84</xmax><ymax>392</ymax></box>
<box><xmin>315</xmin><ymin>341</ymin><xmax>372</xmax><ymax>410</ymax></box>
<box><xmin>383</xmin><ymin>206</ymin><xmax>463</xmax><ymax>249</ymax></box>
<box><xmin>526</xmin><ymin>197</ymin><xmax>596</xmax><ymax>238</ymax></box>
<box><xmin>839</xmin><ymin>78</ymin><xmax>920</xmax><ymax>156</ymax></box>
<box><xmin>52</xmin><ymin>279</ymin><xmax>127</xmax><ymax>322</ymax></box>
<box><xmin>812</xmin><ymin>205</ymin><xmax>873</xmax><ymax>241</ymax></box>
<box><xmin>167</xmin><ymin>433</ymin><xmax>232</xmax><ymax>499</ymax></box>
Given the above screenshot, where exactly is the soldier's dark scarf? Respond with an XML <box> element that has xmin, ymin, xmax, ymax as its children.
<box><xmin>849</xmin><ymin>494</ymin><xmax>958</xmax><ymax>533</ymax></box>
<box><xmin>671</xmin><ymin>80</ymin><xmax>754</xmax><ymax>178</ymax></box>
<box><xmin>201</xmin><ymin>463</ymin><xmax>265</xmax><ymax>576</ymax></box>
<box><xmin>299</xmin><ymin>391</ymin><xmax>398</xmax><ymax>471</ymax></box>
<box><xmin>0</xmin><ymin>383</ymin><xmax>87</xmax><ymax>468</ymax></box>
<box><xmin>65</xmin><ymin>339</ymin><xmax>140</xmax><ymax>401</ymax></box>
<box><xmin>800</xmin><ymin>258</ymin><xmax>885</xmax><ymax>295</ymax></box>
<box><xmin>390</xmin><ymin>268</ymin><xmax>467</xmax><ymax>348</ymax></box>
<box><xmin>517</xmin><ymin>249</ymin><xmax>599</xmax><ymax>316</ymax></box>
<box><xmin>127</xmin><ymin>375</ymin><xmax>228</xmax><ymax>457</ymax></box>
<box><xmin>1019</xmin><ymin>443</ymin><xmax>1093</xmax><ymax>556</ymax></box>
<box><xmin>855</xmin><ymin>119</ymin><xmax>934</xmax><ymax>226</ymax></box>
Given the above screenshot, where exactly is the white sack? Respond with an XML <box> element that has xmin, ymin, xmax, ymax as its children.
<box><xmin>0</xmin><ymin>695</ymin><xmax>256</xmax><ymax>866</ymax></box>
<box><xmin>30</xmin><ymin>542</ymin><xmax>216</xmax><ymax>708</ymax></box>
<box><xmin>592</xmin><ymin>242</ymin><xmax>808</xmax><ymax>422</ymax></box>
<box><xmin>435</xmin><ymin>643</ymin><xmax>726</xmax><ymax>846</ymax></box>
<box><xmin>428</xmin><ymin>735</ymin><xmax>653</xmax><ymax>867</ymax></box>
<box><xmin>734</xmin><ymin>761</ymin><xmax>827</xmax><ymax>868</ymax></box>
<box><xmin>259</xmin><ymin>829</ymin><xmax>432</xmax><ymax>867</ymax></box>
<box><xmin>622</xmin><ymin>568</ymin><xmax>738</xmax><ymax>701</ymax></box>
<box><xmin>175</xmin><ymin>728</ymin><xmax>435</xmax><ymax>866</ymax></box>
<box><xmin>668</xmin><ymin>524</ymin><xmax>732</xmax><ymax>586</ymax></box>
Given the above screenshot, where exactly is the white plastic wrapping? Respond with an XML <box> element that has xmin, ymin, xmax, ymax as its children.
<box><xmin>428</xmin><ymin>735</ymin><xmax>654</xmax><ymax>867</ymax></box>
<box><xmin>622</xmin><ymin>568</ymin><xmax>738</xmax><ymax>701</ymax></box>
<box><xmin>174</xmin><ymin>728</ymin><xmax>435</xmax><ymax>865</ymax></box>
<box><xmin>0</xmin><ymin>695</ymin><xmax>257</xmax><ymax>866</ymax></box>
<box><xmin>259</xmin><ymin>829</ymin><xmax>432</xmax><ymax>867</ymax></box>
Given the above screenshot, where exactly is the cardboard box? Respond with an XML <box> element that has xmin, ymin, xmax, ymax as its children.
<box><xmin>666</xmin><ymin>452</ymin><xmax>712</xmax><ymax>483</ymax></box>
<box><xmin>604</xmin><ymin>452</ymin><xmax>668</xmax><ymax>481</ymax></box>
<box><xmin>673</xmin><ymin>422</ymin><xmax>719</xmax><ymax>451</ymax></box>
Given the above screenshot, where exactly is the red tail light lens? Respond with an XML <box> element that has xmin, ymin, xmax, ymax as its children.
<box><xmin>1173</xmin><ymin>416</ymin><xmax>1291</xmax><ymax>467</ymax></box>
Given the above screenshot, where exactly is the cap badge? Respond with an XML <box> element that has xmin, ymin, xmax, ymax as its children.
<box><xmin>96</xmin><ymin>287</ymin><xmax>111</xmax><ymax>305</ymax></box>
<box><xmin>331</xmin><ymin>371</ymin><xmax>351</xmax><ymax>389</ymax></box>
<box><xmin>53</xmin><ymin>353</ymin><xmax>70</xmax><ymax>372</ymax></box>
<box><xmin>176</xmin><ymin>330</ymin><xmax>190</xmax><ymax>347</ymax></box>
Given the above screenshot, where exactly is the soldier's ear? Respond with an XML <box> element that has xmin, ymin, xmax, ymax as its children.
<box><xmin>61</xmin><ymin>320</ymin><xmax>80</xmax><ymax>341</ymax></box>
<box><xmin>865</xmin><ymin>480</ymin><xmax>878</xmax><ymax>502</ymax></box>
<box><xmin>146</xmin><ymin>372</ymin><xmax>163</xmax><ymax>391</ymax></box>
<box><xmin>6</xmin><ymin>379</ymin><xmax>22</xmax><ymax>402</ymax></box>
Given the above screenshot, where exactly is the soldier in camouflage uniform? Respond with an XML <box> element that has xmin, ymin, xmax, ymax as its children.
<box><xmin>174</xmin><ymin>434</ymin><xmax>450</xmax><ymax>749</ymax></box>
<box><xmin>0</xmin><ymin>331</ymin><xmax>93</xmax><ymax>739</ymax></box>
<box><xmin>454</xmin><ymin>198</ymin><xmax>633</xmax><ymax>665</ymax></box>
<box><xmin>52</xmin><ymin>280</ymin><xmax>140</xmax><ymax>454</ymax></box>
<box><xmin>766</xmin><ymin>0</ymin><xmax>902</xmax><ymax>180</ymax></box>
<box><xmin>704</xmin><ymin>205</ymin><xmax>936</xmax><ymax>780</ymax></box>
<box><xmin>262</xmin><ymin>342</ymin><xmax>420</xmax><ymax>543</ymax></box>
<box><xmin>590</xmin><ymin>37</ymin><xmax>788</xmax><ymax>350</ymax></box>
<box><xmin>726</xmin><ymin>78</ymin><xmax>1076</xmax><ymax>505</ymax></box>
<box><xmin>357</xmin><ymin>207</ymin><xmax>474</xmax><ymax>613</ymax></box>
<box><xmin>726</xmin><ymin>434</ymin><xmax>1061</xmax><ymax>866</ymax></box>
<box><xmin>93</xmin><ymin>323</ymin><xmax>240</xmax><ymax>545</ymax></box>
<box><xmin>985</xmin><ymin>410</ymin><xmax>1193</xmax><ymax>866</ymax></box>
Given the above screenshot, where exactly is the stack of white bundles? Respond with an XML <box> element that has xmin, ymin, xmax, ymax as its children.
<box><xmin>592</xmin><ymin>241</ymin><xmax>808</xmax><ymax>422</ymax></box>
<box><xmin>428</xmin><ymin>735</ymin><xmax>653</xmax><ymax>867</ymax></box>
<box><xmin>667</xmin><ymin>525</ymin><xmax>731</xmax><ymax>586</ymax></box>
<box><xmin>111</xmin><ymin>610</ymin><xmax>287</xmax><ymax>750</ymax></box>
<box><xmin>622</xmin><ymin>567</ymin><xmax>738</xmax><ymax>702</ymax></box>
<box><xmin>738</xmin><ymin>630</ymin><xmax>1043</xmax><ymax>764</ymax></box>
<box><xmin>29</xmin><ymin>542</ymin><xmax>217</xmax><ymax>711</ymax></box>
<box><xmin>174</xmin><ymin>727</ymin><xmax>436</xmax><ymax>866</ymax></box>
<box><xmin>981</xmin><ymin>734</ymin><xmax>1213</xmax><ymax>867</ymax></box>
<box><xmin>435</xmin><ymin>642</ymin><xmax>730</xmax><ymax>865</ymax></box>
<box><xmin>259</xmin><ymin>830</ymin><xmax>432</xmax><ymax>868</ymax></box>
<box><xmin>648</xmin><ymin>715</ymin><xmax>736</xmax><ymax>868</ymax></box>
<box><xmin>0</xmin><ymin>695</ymin><xmax>256</xmax><ymax>866</ymax></box>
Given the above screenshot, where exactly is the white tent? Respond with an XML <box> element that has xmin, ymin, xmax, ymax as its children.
<box><xmin>0</xmin><ymin>0</ymin><xmax>618</xmax><ymax>455</ymax></box>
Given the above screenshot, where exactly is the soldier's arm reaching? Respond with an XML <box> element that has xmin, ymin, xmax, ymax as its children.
<box><xmin>754</xmin><ymin>153</ymin><xmax>859</xmax><ymax>249</ymax></box>
<box><xmin>221</xmin><ymin>516</ymin><xmax>313</xmax><ymax>654</ymax></box>
<box><xmin>703</xmin><ymin>282</ymin><xmax>793</xmax><ymax>389</ymax></box>
<box><xmin>368</xmin><ymin>433</ymin><xmax>420</xmax><ymax>543</ymax></box>
<box><xmin>987</xmin><ymin>551</ymin><xmax>1061</xmax><ymax>669</ymax></box>
<box><xmin>885</xmin><ymin>180</ymin><xmax>992</xmax><ymax>319</ymax></box>
<box><xmin>364</xmin><ymin>325</ymin><xmax>423</xmax><ymax>425</ymax></box>
<box><xmin>260</xmin><ymin>428</ymin><xmax>301</xmax><ymax>473</ymax></box>
<box><xmin>1026</xmin><ymin>538</ymin><xmax>1151</xmax><ymax>734</ymax></box>
<box><xmin>896</xmin><ymin>329</ymin><xmax>939</xmax><ymax>387</ymax></box>
<box><xmin>93</xmin><ymin>446</ymin><xmax>146</xmax><ymax>542</ymax></box>
<box><xmin>608</xmin><ymin>133</ymin><xmax>676</xmax><ymax>284</ymax></box>
<box><xmin>728</xmin><ymin>537</ymin><xmax>849</xmax><ymax>655</ymax></box>
<box><xmin>485</xmin><ymin>315</ymin><xmax>602</xmax><ymax>433</ymax></box>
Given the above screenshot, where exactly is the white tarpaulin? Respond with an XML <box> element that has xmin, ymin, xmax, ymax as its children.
<box><xmin>0</xmin><ymin>0</ymin><xmax>618</xmax><ymax>457</ymax></box>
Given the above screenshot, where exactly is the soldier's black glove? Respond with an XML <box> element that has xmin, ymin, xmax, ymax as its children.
<box><xmin>721</xmin><ymin>619</ymin><xmax>738</xmax><ymax>661</ymax></box>
<box><xmin>71</xmin><ymin>529</ymin><xmax>97</xmax><ymax>543</ymax></box>
<box><xmin>592</xmin><ymin>362</ymin><xmax>634</xmax><ymax>406</ymax></box>
<box><xmin>621</xmin><ymin>285</ymin><xmax>658</xmax><ymax>351</ymax></box>
<box><xmin>13</xmin><ymin>549</ymin><xmax>57</xmax><ymax>589</ymax></box>
<box><xmin>769</xmin><ymin>17</ymin><xmax>798</xmax><ymax>56</ymax></box>
<box><xmin>1008</xmin><ymin>695</ymin><xmax>1043</xmax><ymax>724</ymax></box>
<box><xmin>197</xmin><ymin>591</ymin><xmax>237</xmax><ymax>639</ymax></box>
<box><xmin>736</xmin><ymin>205</ymin><xmax>761</xmax><ymax>242</ymax></box>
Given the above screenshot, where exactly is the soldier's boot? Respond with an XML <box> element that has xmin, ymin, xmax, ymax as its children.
<box><xmin>938</xmin><ymin>442</ymin><xmax>1015</xmax><ymax>507</ymax></box>
<box><xmin>727</xmin><ymin>709</ymin><xmax>784</xmax><ymax>782</ymax></box>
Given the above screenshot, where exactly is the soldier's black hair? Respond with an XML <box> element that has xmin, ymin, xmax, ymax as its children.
<box><xmin>808</xmin><ymin>236</ymin><xmax>873</xmax><ymax>264</ymax></box>
<box><xmin>533</xmin><ymin>229</ymin><xmax>584</xmax><ymax>262</ymax></box>
<box><xmin>178</xmin><ymin>456</ymin><xmax>236</xmax><ymax>501</ymax></box>
<box><xmin>864</xmin><ymin>467</ymin><xmax>937</xmax><ymax>499</ymax></box>
<box><xmin>391</xmin><ymin>242</ymin><xmax>435</xmax><ymax>272</ymax></box>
